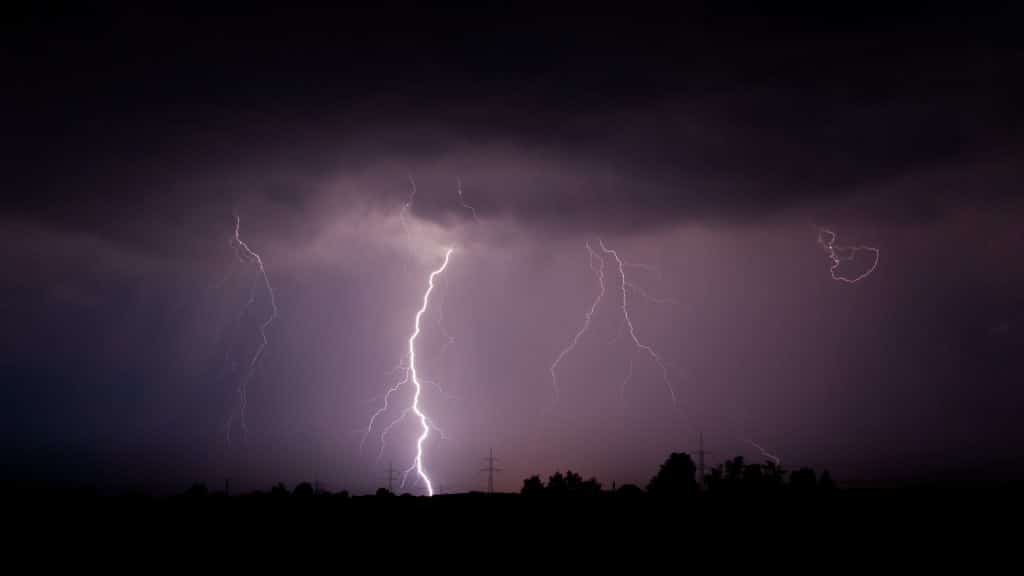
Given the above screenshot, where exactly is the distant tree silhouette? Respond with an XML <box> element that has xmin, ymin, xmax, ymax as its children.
<box><xmin>725</xmin><ymin>456</ymin><xmax>745</xmax><ymax>483</ymax></box>
<box><xmin>743</xmin><ymin>463</ymin><xmax>764</xmax><ymax>488</ymax></box>
<box><xmin>706</xmin><ymin>465</ymin><xmax>724</xmax><ymax>491</ymax></box>
<box><xmin>647</xmin><ymin>452</ymin><xmax>697</xmax><ymax>497</ymax></box>
<box><xmin>186</xmin><ymin>483</ymin><xmax>208</xmax><ymax>498</ymax></box>
<box><xmin>521</xmin><ymin>475</ymin><xmax>544</xmax><ymax>497</ymax></box>
<box><xmin>375</xmin><ymin>487</ymin><xmax>394</xmax><ymax>497</ymax></box>
<box><xmin>564</xmin><ymin>470</ymin><xmax>583</xmax><ymax>493</ymax></box>
<box><xmin>790</xmin><ymin>467</ymin><xmax>817</xmax><ymax>492</ymax></box>
<box><xmin>819</xmin><ymin>470</ymin><xmax>835</xmax><ymax>491</ymax></box>
<box><xmin>707</xmin><ymin>456</ymin><xmax>798</xmax><ymax>494</ymax></box>
<box><xmin>616</xmin><ymin>484</ymin><xmax>644</xmax><ymax>499</ymax></box>
<box><xmin>271</xmin><ymin>483</ymin><xmax>289</xmax><ymax>498</ymax></box>
<box><xmin>547</xmin><ymin>472</ymin><xmax>568</xmax><ymax>496</ymax></box>
<box><xmin>536</xmin><ymin>470</ymin><xmax>604</xmax><ymax>497</ymax></box>
<box><xmin>762</xmin><ymin>462</ymin><xmax>785</xmax><ymax>488</ymax></box>
<box><xmin>293</xmin><ymin>482</ymin><xmax>314</xmax><ymax>498</ymax></box>
<box><xmin>578</xmin><ymin>476</ymin><xmax>602</xmax><ymax>497</ymax></box>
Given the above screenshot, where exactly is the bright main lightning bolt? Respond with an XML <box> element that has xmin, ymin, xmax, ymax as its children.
<box><xmin>228</xmin><ymin>214</ymin><xmax>278</xmax><ymax>439</ymax></box>
<box><xmin>600</xmin><ymin>240</ymin><xmax>677</xmax><ymax>405</ymax></box>
<box><xmin>549</xmin><ymin>242</ymin><xmax>606</xmax><ymax>404</ymax></box>
<box><xmin>817</xmin><ymin>228</ymin><xmax>880</xmax><ymax>283</ymax></box>
<box><xmin>363</xmin><ymin>248</ymin><xmax>453</xmax><ymax>496</ymax></box>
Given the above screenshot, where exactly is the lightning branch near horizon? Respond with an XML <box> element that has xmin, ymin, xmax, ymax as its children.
<box><xmin>740</xmin><ymin>437</ymin><xmax>782</xmax><ymax>466</ymax></box>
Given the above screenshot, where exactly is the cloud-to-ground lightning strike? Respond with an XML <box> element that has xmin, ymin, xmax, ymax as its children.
<box><xmin>549</xmin><ymin>242</ymin><xmax>607</xmax><ymax>405</ymax></box>
<box><xmin>226</xmin><ymin>214</ymin><xmax>278</xmax><ymax>441</ymax></box>
<box><xmin>600</xmin><ymin>240</ymin><xmax>677</xmax><ymax>405</ymax></box>
<box><xmin>362</xmin><ymin>248</ymin><xmax>454</xmax><ymax>496</ymax></box>
<box><xmin>817</xmin><ymin>228</ymin><xmax>880</xmax><ymax>283</ymax></box>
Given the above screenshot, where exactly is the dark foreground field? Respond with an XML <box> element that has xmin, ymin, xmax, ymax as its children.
<box><xmin>5</xmin><ymin>485</ymin><xmax>1020</xmax><ymax>567</ymax></box>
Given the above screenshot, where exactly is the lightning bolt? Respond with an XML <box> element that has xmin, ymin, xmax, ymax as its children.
<box><xmin>226</xmin><ymin>214</ymin><xmax>278</xmax><ymax>441</ymax></box>
<box><xmin>399</xmin><ymin>175</ymin><xmax>418</xmax><ymax>268</ymax></box>
<box><xmin>361</xmin><ymin>359</ymin><xmax>411</xmax><ymax>454</ymax></box>
<box><xmin>817</xmin><ymin>228</ymin><xmax>880</xmax><ymax>283</ymax></box>
<box><xmin>456</xmin><ymin>177</ymin><xmax>479</xmax><ymax>223</ymax></box>
<box><xmin>740</xmin><ymin>437</ymin><xmax>781</xmax><ymax>466</ymax></box>
<box><xmin>549</xmin><ymin>242</ymin><xmax>607</xmax><ymax>405</ymax></box>
<box><xmin>363</xmin><ymin>248</ymin><xmax>454</xmax><ymax>496</ymax></box>
<box><xmin>549</xmin><ymin>239</ymin><xmax>677</xmax><ymax>406</ymax></box>
<box><xmin>600</xmin><ymin>240</ymin><xmax>677</xmax><ymax>405</ymax></box>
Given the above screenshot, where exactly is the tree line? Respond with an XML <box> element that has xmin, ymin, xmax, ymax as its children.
<box><xmin>521</xmin><ymin>452</ymin><xmax>835</xmax><ymax>498</ymax></box>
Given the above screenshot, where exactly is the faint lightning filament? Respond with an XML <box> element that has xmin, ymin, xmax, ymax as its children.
<box><xmin>456</xmin><ymin>177</ymin><xmax>479</xmax><ymax>223</ymax></box>
<box><xmin>550</xmin><ymin>240</ymin><xmax>677</xmax><ymax>406</ymax></box>
<box><xmin>226</xmin><ymin>214</ymin><xmax>278</xmax><ymax>440</ymax></box>
<box><xmin>741</xmin><ymin>437</ymin><xmax>781</xmax><ymax>466</ymax></box>
<box><xmin>600</xmin><ymin>240</ymin><xmax>677</xmax><ymax>405</ymax></box>
<box><xmin>549</xmin><ymin>242</ymin><xmax>606</xmax><ymax>405</ymax></box>
<box><xmin>817</xmin><ymin>228</ymin><xmax>880</xmax><ymax>283</ymax></box>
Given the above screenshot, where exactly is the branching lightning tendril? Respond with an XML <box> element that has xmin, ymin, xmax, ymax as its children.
<box><xmin>549</xmin><ymin>239</ymin><xmax>677</xmax><ymax>406</ymax></box>
<box><xmin>549</xmin><ymin>242</ymin><xmax>606</xmax><ymax>404</ymax></box>
<box><xmin>600</xmin><ymin>240</ymin><xmax>677</xmax><ymax>405</ymax></box>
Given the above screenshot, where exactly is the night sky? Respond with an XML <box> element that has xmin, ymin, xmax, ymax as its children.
<box><xmin>3</xmin><ymin>4</ymin><xmax>1023</xmax><ymax>494</ymax></box>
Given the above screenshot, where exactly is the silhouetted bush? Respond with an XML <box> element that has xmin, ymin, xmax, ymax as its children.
<box><xmin>790</xmin><ymin>468</ymin><xmax>817</xmax><ymax>492</ymax></box>
<box><xmin>820</xmin><ymin>470</ymin><xmax>835</xmax><ymax>491</ymax></box>
<box><xmin>616</xmin><ymin>484</ymin><xmax>644</xmax><ymax>499</ymax></box>
<box><xmin>647</xmin><ymin>452</ymin><xmax>697</xmax><ymax>498</ymax></box>
<box><xmin>186</xmin><ymin>483</ymin><xmax>208</xmax><ymax>498</ymax></box>
<box><xmin>521</xmin><ymin>475</ymin><xmax>544</xmax><ymax>497</ymax></box>
<box><xmin>293</xmin><ymin>482</ymin><xmax>314</xmax><ymax>498</ymax></box>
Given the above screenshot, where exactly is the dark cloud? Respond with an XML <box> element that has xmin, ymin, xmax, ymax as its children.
<box><xmin>6</xmin><ymin>4</ymin><xmax>1023</xmax><ymax>251</ymax></box>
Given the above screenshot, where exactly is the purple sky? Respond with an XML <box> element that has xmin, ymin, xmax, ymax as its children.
<box><xmin>3</xmin><ymin>5</ymin><xmax>1022</xmax><ymax>493</ymax></box>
